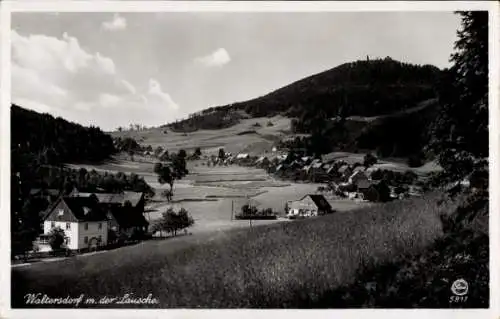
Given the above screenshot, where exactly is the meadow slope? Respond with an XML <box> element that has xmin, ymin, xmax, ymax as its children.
<box><xmin>12</xmin><ymin>192</ymin><xmax>456</xmax><ymax>308</ymax></box>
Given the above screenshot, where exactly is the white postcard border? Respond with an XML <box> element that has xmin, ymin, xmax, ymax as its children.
<box><xmin>0</xmin><ymin>1</ymin><xmax>499</xmax><ymax>319</ymax></box>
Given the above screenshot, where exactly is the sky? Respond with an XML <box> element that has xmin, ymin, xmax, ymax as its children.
<box><xmin>11</xmin><ymin>11</ymin><xmax>461</xmax><ymax>131</ymax></box>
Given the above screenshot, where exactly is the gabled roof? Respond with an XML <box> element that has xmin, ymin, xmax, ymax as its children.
<box><xmin>302</xmin><ymin>194</ymin><xmax>333</xmax><ymax>212</ymax></box>
<box><xmin>74</xmin><ymin>191</ymin><xmax>144</xmax><ymax>207</ymax></box>
<box><xmin>64</xmin><ymin>196</ymin><xmax>108</xmax><ymax>221</ymax></box>
<box><xmin>45</xmin><ymin>196</ymin><xmax>108</xmax><ymax>222</ymax></box>
<box><xmin>123</xmin><ymin>191</ymin><xmax>144</xmax><ymax>206</ymax></box>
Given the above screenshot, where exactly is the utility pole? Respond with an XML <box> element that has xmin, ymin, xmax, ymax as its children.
<box><xmin>231</xmin><ymin>200</ymin><xmax>234</xmax><ymax>221</ymax></box>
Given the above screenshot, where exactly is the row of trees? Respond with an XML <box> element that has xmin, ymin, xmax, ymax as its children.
<box><xmin>169</xmin><ymin>109</ymin><xmax>242</xmax><ymax>132</ymax></box>
<box><xmin>12</xmin><ymin>104</ymin><xmax>116</xmax><ymax>165</ymax></box>
<box><xmin>151</xmin><ymin>208</ymin><xmax>195</xmax><ymax>237</ymax></box>
<box><xmin>116</xmin><ymin>123</ymin><xmax>150</xmax><ymax>132</ymax></box>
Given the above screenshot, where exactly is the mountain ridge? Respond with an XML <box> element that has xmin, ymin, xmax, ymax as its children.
<box><xmin>168</xmin><ymin>57</ymin><xmax>442</xmax><ymax>132</ymax></box>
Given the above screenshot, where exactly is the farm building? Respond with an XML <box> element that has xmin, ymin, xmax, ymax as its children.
<box><xmin>360</xmin><ymin>184</ymin><xmax>381</xmax><ymax>202</ymax></box>
<box><xmin>307</xmin><ymin>162</ymin><xmax>328</xmax><ymax>182</ymax></box>
<box><xmin>360</xmin><ymin>181</ymin><xmax>391</xmax><ymax>202</ymax></box>
<box><xmin>37</xmin><ymin>194</ymin><xmax>109</xmax><ymax>252</ymax></box>
<box><xmin>349</xmin><ymin>170</ymin><xmax>371</xmax><ymax>190</ymax></box>
<box><xmin>286</xmin><ymin>194</ymin><xmax>333</xmax><ymax>218</ymax></box>
<box><xmin>236</xmin><ymin>153</ymin><xmax>250</xmax><ymax>160</ymax></box>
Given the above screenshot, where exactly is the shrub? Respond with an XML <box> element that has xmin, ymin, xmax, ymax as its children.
<box><xmin>48</xmin><ymin>227</ymin><xmax>65</xmax><ymax>251</ymax></box>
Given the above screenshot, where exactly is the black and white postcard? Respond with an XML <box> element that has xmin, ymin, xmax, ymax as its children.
<box><xmin>0</xmin><ymin>1</ymin><xmax>499</xmax><ymax>318</ymax></box>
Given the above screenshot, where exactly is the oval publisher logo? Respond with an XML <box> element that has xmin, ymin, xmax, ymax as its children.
<box><xmin>451</xmin><ymin>279</ymin><xmax>469</xmax><ymax>296</ymax></box>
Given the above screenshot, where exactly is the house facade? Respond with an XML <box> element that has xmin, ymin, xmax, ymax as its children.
<box><xmin>38</xmin><ymin>195</ymin><xmax>108</xmax><ymax>251</ymax></box>
<box><xmin>287</xmin><ymin>194</ymin><xmax>333</xmax><ymax>218</ymax></box>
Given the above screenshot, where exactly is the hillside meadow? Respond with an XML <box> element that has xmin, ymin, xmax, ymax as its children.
<box><xmin>12</xmin><ymin>191</ymin><xmax>459</xmax><ymax>308</ymax></box>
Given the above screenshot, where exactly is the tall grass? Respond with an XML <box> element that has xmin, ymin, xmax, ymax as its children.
<box><xmin>13</xmin><ymin>192</ymin><xmax>456</xmax><ymax>308</ymax></box>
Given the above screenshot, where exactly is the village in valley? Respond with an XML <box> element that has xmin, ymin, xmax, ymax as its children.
<box><xmin>14</xmin><ymin>116</ymin><xmax>440</xmax><ymax>260</ymax></box>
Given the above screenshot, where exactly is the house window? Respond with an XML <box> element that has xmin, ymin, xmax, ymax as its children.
<box><xmin>51</xmin><ymin>221</ymin><xmax>55</xmax><ymax>228</ymax></box>
<box><xmin>64</xmin><ymin>237</ymin><xmax>70</xmax><ymax>245</ymax></box>
<box><xmin>84</xmin><ymin>223</ymin><xmax>89</xmax><ymax>230</ymax></box>
<box><xmin>58</xmin><ymin>209</ymin><xmax>64</xmax><ymax>216</ymax></box>
<box><xmin>38</xmin><ymin>236</ymin><xmax>49</xmax><ymax>245</ymax></box>
<box><xmin>84</xmin><ymin>236</ymin><xmax>88</xmax><ymax>244</ymax></box>
<box><xmin>66</xmin><ymin>223</ymin><xmax>71</xmax><ymax>230</ymax></box>
<box><xmin>98</xmin><ymin>223</ymin><xmax>102</xmax><ymax>230</ymax></box>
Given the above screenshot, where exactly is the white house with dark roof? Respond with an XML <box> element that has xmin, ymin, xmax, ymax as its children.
<box><xmin>286</xmin><ymin>194</ymin><xmax>334</xmax><ymax>218</ymax></box>
<box><xmin>38</xmin><ymin>194</ymin><xmax>108</xmax><ymax>251</ymax></box>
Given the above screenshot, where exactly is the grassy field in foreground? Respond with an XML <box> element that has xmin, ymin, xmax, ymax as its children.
<box><xmin>12</xmin><ymin>192</ymin><xmax>458</xmax><ymax>308</ymax></box>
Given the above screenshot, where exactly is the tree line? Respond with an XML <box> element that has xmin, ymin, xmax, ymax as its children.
<box><xmin>12</xmin><ymin>104</ymin><xmax>116</xmax><ymax>166</ymax></box>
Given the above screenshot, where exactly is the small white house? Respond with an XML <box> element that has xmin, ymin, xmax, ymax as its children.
<box><xmin>236</xmin><ymin>153</ymin><xmax>249</xmax><ymax>160</ymax></box>
<box><xmin>37</xmin><ymin>195</ymin><xmax>108</xmax><ymax>251</ymax></box>
<box><xmin>286</xmin><ymin>194</ymin><xmax>333</xmax><ymax>218</ymax></box>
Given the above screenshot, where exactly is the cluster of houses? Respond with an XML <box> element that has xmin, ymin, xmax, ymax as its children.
<box><xmin>32</xmin><ymin>188</ymin><xmax>148</xmax><ymax>253</ymax></box>
<box><xmin>221</xmin><ymin>150</ymin><xmax>425</xmax><ymax>203</ymax></box>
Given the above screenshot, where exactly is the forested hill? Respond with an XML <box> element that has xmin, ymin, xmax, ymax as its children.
<box><xmin>169</xmin><ymin>57</ymin><xmax>443</xmax><ymax>131</ymax></box>
<box><xmin>11</xmin><ymin>104</ymin><xmax>116</xmax><ymax>167</ymax></box>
